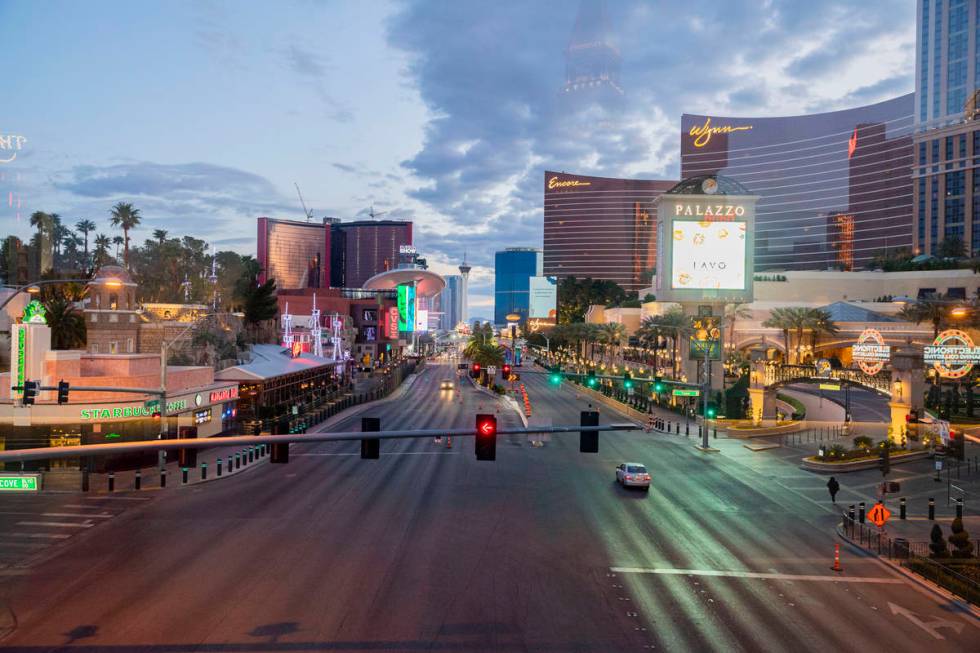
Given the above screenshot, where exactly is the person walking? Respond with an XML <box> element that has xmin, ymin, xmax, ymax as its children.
<box><xmin>827</xmin><ymin>476</ymin><xmax>840</xmax><ymax>504</ymax></box>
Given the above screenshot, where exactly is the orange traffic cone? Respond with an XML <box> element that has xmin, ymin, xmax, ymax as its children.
<box><xmin>831</xmin><ymin>543</ymin><xmax>842</xmax><ymax>572</ymax></box>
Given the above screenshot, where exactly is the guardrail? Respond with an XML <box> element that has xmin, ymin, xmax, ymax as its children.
<box><xmin>840</xmin><ymin>511</ymin><xmax>980</xmax><ymax>605</ymax></box>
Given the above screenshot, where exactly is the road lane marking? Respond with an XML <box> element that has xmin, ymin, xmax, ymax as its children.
<box><xmin>16</xmin><ymin>521</ymin><xmax>94</xmax><ymax>529</ymax></box>
<box><xmin>8</xmin><ymin>533</ymin><xmax>71</xmax><ymax>540</ymax></box>
<box><xmin>0</xmin><ymin>541</ymin><xmax>45</xmax><ymax>548</ymax></box>
<box><xmin>889</xmin><ymin>602</ymin><xmax>965</xmax><ymax>640</ymax></box>
<box><xmin>83</xmin><ymin>496</ymin><xmax>148</xmax><ymax>501</ymax></box>
<box><xmin>610</xmin><ymin>567</ymin><xmax>904</xmax><ymax>584</ymax></box>
<box><xmin>42</xmin><ymin>512</ymin><xmax>113</xmax><ymax>519</ymax></box>
<box><xmin>294</xmin><ymin>451</ymin><xmax>458</xmax><ymax>456</ymax></box>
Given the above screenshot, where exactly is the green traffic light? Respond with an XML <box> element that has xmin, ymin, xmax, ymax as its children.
<box><xmin>587</xmin><ymin>378</ymin><xmax>597</xmax><ymax>387</ymax></box>
<box><xmin>706</xmin><ymin>406</ymin><xmax>717</xmax><ymax>418</ymax></box>
<box><xmin>654</xmin><ymin>383</ymin><xmax>664</xmax><ymax>393</ymax></box>
<box><xmin>550</xmin><ymin>373</ymin><xmax>561</xmax><ymax>385</ymax></box>
<box><xmin>624</xmin><ymin>380</ymin><xmax>634</xmax><ymax>389</ymax></box>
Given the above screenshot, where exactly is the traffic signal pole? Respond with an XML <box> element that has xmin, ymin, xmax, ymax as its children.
<box><xmin>701</xmin><ymin>340</ymin><xmax>710</xmax><ymax>450</ymax></box>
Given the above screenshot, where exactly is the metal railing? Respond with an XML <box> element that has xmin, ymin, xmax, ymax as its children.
<box><xmin>780</xmin><ymin>426</ymin><xmax>847</xmax><ymax>447</ymax></box>
<box><xmin>840</xmin><ymin>511</ymin><xmax>980</xmax><ymax>605</ymax></box>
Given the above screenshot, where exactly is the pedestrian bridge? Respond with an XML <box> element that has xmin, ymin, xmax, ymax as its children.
<box><xmin>763</xmin><ymin>364</ymin><xmax>891</xmax><ymax>396</ymax></box>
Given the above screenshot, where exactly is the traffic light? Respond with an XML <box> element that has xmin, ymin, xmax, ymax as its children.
<box><xmin>470</xmin><ymin>362</ymin><xmax>481</xmax><ymax>379</ymax></box>
<box><xmin>623</xmin><ymin>372</ymin><xmax>633</xmax><ymax>389</ymax></box>
<box><xmin>653</xmin><ymin>376</ymin><xmax>664</xmax><ymax>393</ymax></box>
<box><xmin>586</xmin><ymin>369</ymin><xmax>597</xmax><ymax>387</ymax></box>
<box><xmin>57</xmin><ymin>380</ymin><xmax>70</xmax><ymax>405</ymax></box>
<box><xmin>580</xmin><ymin>410</ymin><xmax>599</xmax><ymax>453</ymax></box>
<box><xmin>549</xmin><ymin>371</ymin><xmax>562</xmax><ymax>385</ymax></box>
<box><xmin>270</xmin><ymin>416</ymin><xmax>290</xmax><ymax>463</ymax></box>
<box><xmin>475</xmin><ymin>413</ymin><xmax>497</xmax><ymax>461</ymax></box>
<box><xmin>22</xmin><ymin>380</ymin><xmax>38</xmax><ymax>406</ymax></box>
<box><xmin>501</xmin><ymin>364</ymin><xmax>512</xmax><ymax>379</ymax></box>
<box><xmin>949</xmin><ymin>429</ymin><xmax>965</xmax><ymax>461</ymax></box>
<box><xmin>878</xmin><ymin>444</ymin><xmax>890</xmax><ymax>476</ymax></box>
<box><xmin>361</xmin><ymin>416</ymin><xmax>380</xmax><ymax>459</ymax></box>
<box><xmin>706</xmin><ymin>403</ymin><xmax>717</xmax><ymax>419</ymax></box>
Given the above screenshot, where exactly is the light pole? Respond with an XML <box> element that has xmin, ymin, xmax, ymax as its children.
<box><xmin>0</xmin><ymin>276</ymin><xmax>115</xmax><ymax>314</ymax></box>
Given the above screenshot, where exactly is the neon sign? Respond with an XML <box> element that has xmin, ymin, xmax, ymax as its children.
<box><xmin>15</xmin><ymin>325</ymin><xmax>25</xmax><ymax>398</ymax></box>
<box><xmin>0</xmin><ymin>132</ymin><xmax>27</xmax><ymax>164</ymax></box>
<box><xmin>547</xmin><ymin>176</ymin><xmax>591</xmax><ymax>190</ymax></box>
<box><xmin>22</xmin><ymin>300</ymin><xmax>47</xmax><ymax>325</ymax></box>
<box><xmin>688</xmin><ymin>117</ymin><xmax>753</xmax><ymax>147</ymax></box>
<box><xmin>852</xmin><ymin>328</ymin><xmax>890</xmax><ymax>375</ymax></box>
<box><xmin>924</xmin><ymin>329</ymin><xmax>980</xmax><ymax>378</ymax></box>
<box><xmin>209</xmin><ymin>386</ymin><xmax>239</xmax><ymax>403</ymax></box>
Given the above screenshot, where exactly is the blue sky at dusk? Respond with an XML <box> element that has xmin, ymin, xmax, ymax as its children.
<box><xmin>0</xmin><ymin>0</ymin><xmax>915</xmax><ymax>315</ymax></box>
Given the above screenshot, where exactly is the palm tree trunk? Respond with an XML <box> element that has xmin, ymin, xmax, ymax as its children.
<box><xmin>123</xmin><ymin>229</ymin><xmax>130</xmax><ymax>268</ymax></box>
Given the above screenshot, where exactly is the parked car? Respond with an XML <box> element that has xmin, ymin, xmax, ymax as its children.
<box><xmin>615</xmin><ymin>463</ymin><xmax>651</xmax><ymax>491</ymax></box>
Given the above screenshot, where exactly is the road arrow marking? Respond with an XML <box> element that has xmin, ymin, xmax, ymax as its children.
<box><xmin>888</xmin><ymin>602</ymin><xmax>964</xmax><ymax>640</ymax></box>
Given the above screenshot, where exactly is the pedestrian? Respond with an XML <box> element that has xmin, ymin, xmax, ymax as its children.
<box><xmin>827</xmin><ymin>476</ymin><xmax>840</xmax><ymax>504</ymax></box>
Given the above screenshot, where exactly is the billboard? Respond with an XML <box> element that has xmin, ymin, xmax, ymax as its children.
<box><xmin>688</xmin><ymin>315</ymin><xmax>722</xmax><ymax>360</ymax></box>
<box><xmin>416</xmin><ymin>309</ymin><xmax>429</xmax><ymax>333</ymax></box>
<box><xmin>397</xmin><ymin>284</ymin><xmax>416</xmax><ymax>332</ymax></box>
<box><xmin>529</xmin><ymin>276</ymin><xmax>558</xmax><ymax>320</ymax></box>
<box><xmin>670</xmin><ymin>220</ymin><xmax>747</xmax><ymax>290</ymax></box>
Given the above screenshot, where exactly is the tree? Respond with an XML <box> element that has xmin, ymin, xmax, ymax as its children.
<box><xmin>929</xmin><ymin>523</ymin><xmax>949</xmax><ymax>559</ymax></box>
<box><xmin>762</xmin><ymin>307</ymin><xmax>795</xmax><ymax>364</ymax></box>
<box><xmin>725</xmin><ymin>303</ymin><xmax>752</xmax><ymax>349</ymax></box>
<box><xmin>806</xmin><ymin>308</ymin><xmax>839</xmax><ymax>353</ymax></box>
<box><xmin>938</xmin><ymin>236</ymin><xmax>966</xmax><ymax>259</ymax></box>
<box><xmin>43</xmin><ymin>295</ymin><xmax>87</xmax><ymax>350</ymax></box>
<box><xmin>557</xmin><ymin>277</ymin><xmax>628</xmax><ymax>324</ymax></box>
<box><xmin>637</xmin><ymin>309</ymin><xmax>689</xmax><ymax>377</ymax></box>
<box><xmin>93</xmin><ymin>233</ymin><xmax>112</xmax><ymax>268</ymax></box>
<box><xmin>75</xmin><ymin>219</ymin><xmax>95</xmax><ymax>266</ymax></box>
<box><xmin>108</xmin><ymin>201</ymin><xmax>142</xmax><ymax>268</ymax></box>
<box><xmin>948</xmin><ymin>517</ymin><xmax>973</xmax><ymax>559</ymax></box>
<box><xmin>241</xmin><ymin>276</ymin><xmax>278</xmax><ymax>342</ymax></box>
<box><xmin>112</xmin><ymin>235</ymin><xmax>124</xmax><ymax>259</ymax></box>
<box><xmin>152</xmin><ymin>229</ymin><xmax>168</xmax><ymax>244</ymax></box>
<box><xmin>596</xmin><ymin>323</ymin><xmax>626</xmax><ymax>361</ymax></box>
<box><xmin>899</xmin><ymin>294</ymin><xmax>951</xmax><ymax>338</ymax></box>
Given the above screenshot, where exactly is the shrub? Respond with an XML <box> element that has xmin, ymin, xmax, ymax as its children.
<box><xmin>826</xmin><ymin>444</ymin><xmax>847</xmax><ymax>459</ymax></box>
<box><xmin>852</xmin><ymin>435</ymin><xmax>873</xmax><ymax>450</ymax></box>
<box><xmin>929</xmin><ymin>524</ymin><xmax>949</xmax><ymax>559</ymax></box>
<box><xmin>949</xmin><ymin>517</ymin><xmax>974</xmax><ymax>559</ymax></box>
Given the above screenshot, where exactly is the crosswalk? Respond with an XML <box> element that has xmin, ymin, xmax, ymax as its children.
<box><xmin>0</xmin><ymin>496</ymin><xmax>148</xmax><ymax>567</ymax></box>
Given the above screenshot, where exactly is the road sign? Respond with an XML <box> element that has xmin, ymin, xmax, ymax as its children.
<box><xmin>818</xmin><ymin>383</ymin><xmax>841</xmax><ymax>391</ymax></box>
<box><xmin>867</xmin><ymin>502</ymin><xmax>891</xmax><ymax>528</ymax></box>
<box><xmin>672</xmin><ymin>388</ymin><xmax>700</xmax><ymax>397</ymax></box>
<box><xmin>144</xmin><ymin>399</ymin><xmax>160</xmax><ymax>411</ymax></box>
<box><xmin>0</xmin><ymin>474</ymin><xmax>39</xmax><ymax>492</ymax></box>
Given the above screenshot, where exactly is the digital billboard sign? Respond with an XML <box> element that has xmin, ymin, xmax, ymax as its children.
<box><xmin>529</xmin><ymin>276</ymin><xmax>558</xmax><ymax>319</ymax></box>
<box><xmin>670</xmin><ymin>220</ymin><xmax>747</xmax><ymax>290</ymax></box>
<box><xmin>397</xmin><ymin>284</ymin><xmax>416</xmax><ymax>332</ymax></box>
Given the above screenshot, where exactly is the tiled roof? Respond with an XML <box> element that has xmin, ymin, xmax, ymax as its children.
<box><xmin>819</xmin><ymin>301</ymin><xmax>899</xmax><ymax>323</ymax></box>
<box><xmin>215</xmin><ymin>344</ymin><xmax>339</xmax><ymax>381</ymax></box>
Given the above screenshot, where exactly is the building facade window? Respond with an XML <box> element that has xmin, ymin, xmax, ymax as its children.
<box><xmin>919</xmin><ymin>177</ymin><xmax>928</xmax><ymax>246</ymax></box>
<box><xmin>934</xmin><ymin>0</ymin><xmax>944</xmax><ymax>119</ymax></box>
<box><xmin>931</xmin><ymin>176</ymin><xmax>940</xmax><ymax>252</ymax></box>
<box><xmin>921</xmin><ymin>0</ymin><xmax>931</xmax><ymax>122</ymax></box>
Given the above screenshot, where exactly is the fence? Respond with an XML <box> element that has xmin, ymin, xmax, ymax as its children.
<box><xmin>780</xmin><ymin>426</ymin><xmax>847</xmax><ymax>447</ymax></box>
<box><xmin>841</xmin><ymin>511</ymin><xmax>980</xmax><ymax>605</ymax></box>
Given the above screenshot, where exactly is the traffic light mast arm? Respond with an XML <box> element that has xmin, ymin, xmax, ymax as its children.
<box><xmin>13</xmin><ymin>384</ymin><xmax>165</xmax><ymax>396</ymax></box>
<box><xmin>0</xmin><ymin>423</ymin><xmax>642</xmax><ymax>464</ymax></box>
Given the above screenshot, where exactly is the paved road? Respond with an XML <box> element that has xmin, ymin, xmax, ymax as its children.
<box><xmin>0</xmin><ymin>362</ymin><xmax>977</xmax><ymax>651</ymax></box>
<box><xmin>786</xmin><ymin>382</ymin><xmax>891</xmax><ymax>423</ymax></box>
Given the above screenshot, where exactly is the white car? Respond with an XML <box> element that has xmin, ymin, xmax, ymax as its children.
<box><xmin>440</xmin><ymin>379</ymin><xmax>454</xmax><ymax>390</ymax></box>
<box><xmin>615</xmin><ymin>463</ymin><xmax>651</xmax><ymax>491</ymax></box>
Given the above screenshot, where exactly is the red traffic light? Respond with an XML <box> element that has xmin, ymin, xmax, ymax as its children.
<box><xmin>477</xmin><ymin>415</ymin><xmax>496</xmax><ymax>436</ymax></box>
<box><xmin>472</xmin><ymin>363</ymin><xmax>481</xmax><ymax>372</ymax></box>
<box><xmin>502</xmin><ymin>364</ymin><xmax>511</xmax><ymax>376</ymax></box>
<box><xmin>475</xmin><ymin>413</ymin><xmax>497</xmax><ymax>460</ymax></box>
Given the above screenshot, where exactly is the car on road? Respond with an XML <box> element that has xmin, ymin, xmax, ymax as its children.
<box><xmin>615</xmin><ymin>463</ymin><xmax>651</xmax><ymax>491</ymax></box>
<box><xmin>440</xmin><ymin>379</ymin><xmax>454</xmax><ymax>390</ymax></box>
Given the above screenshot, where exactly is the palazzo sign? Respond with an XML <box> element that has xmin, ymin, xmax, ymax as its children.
<box><xmin>923</xmin><ymin>329</ymin><xmax>980</xmax><ymax>378</ymax></box>
<box><xmin>851</xmin><ymin>328</ymin><xmax>890</xmax><ymax>375</ymax></box>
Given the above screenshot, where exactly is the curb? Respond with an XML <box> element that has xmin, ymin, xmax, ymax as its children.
<box><xmin>835</xmin><ymin>521</ymin><xmax>980</xmax><ymax>618</ymax></box>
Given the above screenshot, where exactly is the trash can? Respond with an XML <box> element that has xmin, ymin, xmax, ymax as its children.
<box><xmin>893</xmin><ymin>538</ymin><xmax>910</xmax><ymax>560</ymax></box>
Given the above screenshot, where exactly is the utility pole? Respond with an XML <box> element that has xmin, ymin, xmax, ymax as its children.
<box><xmin>702</xmin><ymin>337</ymin><xmax>710</xmax><ymax>450</ymax></box>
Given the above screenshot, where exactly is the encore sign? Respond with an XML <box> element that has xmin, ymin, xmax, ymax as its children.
<box><xmin>924</xmin><ymin>329</ymin><xmax>980</xmax><ymax>378</ymax></box>
<box><xmin>852</xmin><ymin>328</ymin><xmax>890</xmax><ymax>375</ymax></box>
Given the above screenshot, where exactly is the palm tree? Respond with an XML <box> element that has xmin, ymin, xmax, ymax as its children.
<box><xmin>762</xmin><ymin>307</ymin><xmax>795</xmax><ymax>364</ymax></box>
<box><xmin>597</xmin><ymin>323</ymin><xmax>626</xmax><ymax>362</ymax></box>
<box><xmin>900</xmin><ymin>294</ymin><xmax>951</xmax><ymax>338</ymax></box>
<box><xmin>112</xmin><ymin>235</ymin><xmax>124</xmax><ymax>259</ymax></box>
<box><xmin>93</xmin><ymin>233</ymin><xmax>112</xmax><ymax>268</ymax></box>
<box><xmin>153</xmin><ymin>229</ymin><xmax>168</xmax><ymax>244</ymax></box>
<box><xmin>805</xmin><ymin>308</ymin><xmax>839</xmax><ymax>354</ymax></box>
<box><xmin>725</xmin><ymin>303</ymin><xmax>752</xmax><ymax>349</ymax></box>
<box><xmin>109</xmin><ymin>202</ymin><xmax>141</xmax><ymax>268</ymax></box>
<box><xmin>49</xmin><ymin>214</ymin><xmax>65</xmax><ymax>257</ymax></box>
<box><xmin>44</xmin><ymin>295</ymin><xmax>87</xmax><ymax>349</ymax></box>
<box><xmin>638</xmin><ymin>309</ymin><xmax>689</xmax><ymax>377</ymax></box>
<box><xmin>75</xmin><ymin>219</ymin><xmax>95</xmax><ymax>265</ymax></box>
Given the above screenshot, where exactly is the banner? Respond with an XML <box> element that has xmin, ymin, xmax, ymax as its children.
<box><xmin>397</xmin><ymin>284</ymin><xmax>416</xmax><ymax>332</ymax></box>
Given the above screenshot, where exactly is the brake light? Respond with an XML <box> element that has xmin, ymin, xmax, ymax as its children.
<box><xmin>625</xmin><ymin>474</ymin><xmax>633</xmax><ymax>481</ymax></box>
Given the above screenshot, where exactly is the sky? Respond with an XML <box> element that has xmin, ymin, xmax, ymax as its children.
<box><xmin>0</xmin><ymin>0</ymin><xmax>915</xmax><ymax>318</ymax></box>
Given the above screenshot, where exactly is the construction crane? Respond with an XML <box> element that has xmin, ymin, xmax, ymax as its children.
<box><xmin>295</xmin><ymin>182</ymin><xmax>314</xmax><ymax>222</ymax></box>
<box><xmin>368</xmin><ymin>204</ymin><xmax>387</xmax><ymax>220</ymax></box>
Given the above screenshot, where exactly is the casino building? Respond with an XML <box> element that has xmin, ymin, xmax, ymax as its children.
<box><xmin>681</xmin><ymin>94</ymin><xmax>915</xmax><ymax>270</ymax></box>
<box><xmin>542</xmin><ymin>171</ymin><xmax>677</xmax><ymax>291</ymax></box>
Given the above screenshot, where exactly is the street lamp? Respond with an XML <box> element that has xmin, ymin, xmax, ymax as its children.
<box><xmin>0</xmin><ymin>276</ymin><xmax>115</xmax><ymax>314</ymax></box>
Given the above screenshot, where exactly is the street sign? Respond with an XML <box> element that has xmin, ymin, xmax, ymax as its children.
<box><xmin>0</xmin><ymin>474</ymin><xmax>39</xmax><ymax>492</ymax></box>
<box><xmin>818</xmin><ymin>383</ymin><xmax>841</xmax><ymax>391</ymax></box>
<box><xmin>144</xmin><ymin>399</ymin><xmax>160</xmax><ymax>411</ymax></box>
<box><xmin>672</xmin><ymin>388</ymin><xmax>700</xmax><ymax>397</ymax></box>
<box><xmin>867</xmin><ymin>502</ymin><xmax>891</xmax><ymax>528</ymax></box>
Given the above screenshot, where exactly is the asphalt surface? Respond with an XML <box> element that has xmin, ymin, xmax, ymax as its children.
<box><xmin>785</xmin><ymin>382</ymin><xmax>892</xmax><ymax>423</ymax></box>
<box><xmin>0</xmin><ymin>361</ymin><xmax>977</xmax><ymax>652</ymax></box>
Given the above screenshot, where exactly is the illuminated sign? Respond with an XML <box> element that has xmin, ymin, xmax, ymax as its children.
<box><xmin>291</xmin><ymin>342</ymin><xmax>303</xmax><ymax>358</ymax></box>
<box><xmin>194</xmin><ymin>409</ymin><xmax>212</xmax><ymax>425</ymax></box>
<box><xmin>848</xmin><ymin>127</ymin><xmax>858</xmax><ymax>159</ymax></box>
<box><xmin>209</xmin><ymin>386</ymin><xmax>239</xmax><ymax>403</ymax></box>
<box><xmin>80</xmin><ymin>399</ymin><xmax>187</xmax><ymax>420</ymax></box>
<box><xmin>0</xmin><ymin>133</ymin><xmax>28</xmax><ymax>164</ymax></box>
<box><xmin>688</xmin><ymin>117</ymin><xmax>753</xmax><ymax>148</ymax></box>
<box><xmin>22</xmin><ymin>300</ymin><xmax>47</xmax><ymax>325</ymax></box>
<box><xmin>387</xmin><ymin>306</ymin><xmax>399</xmax><ymax>338</ymax></box>
<box><xmin>688</xmin><ymin>315</ymin><xmax>721</xmax><ymax>360</ymax></box>
<box><xmin>672</xmin><ymin>388</ymin><xmax>700</xmax><ymax>397</ymax></box>
<box><xmin>529</xmin><ymin>276</ymin><xmax>558</xmax><ymax>319</ymax></box>
<box><xmin>547</xmin><ymin>176</ymin><xmax>591</xmax><ymax>190</ymax></box>
<box><xmin>13</xmin><ymin>324</ymin><xmax>25</xmax><ymax>399</ymax></box>
<box><xmin>815</xmin><ymin>358</ymin><xmax>832</xmax><ymax>377</ymax></box>
<box><xmin>852</xmin><ymin>328</ymin><xmax>890</xmax><ymax>375</ymax></box>
<box><xmin>671</xmin><ymin>221</ymin><xmax>746</xmax><ymax>290</ymax></box>
<box><xmin>398</xmin><ymin>245</ymin><xmax>417</xmax><ymax>255</ymax></box>
<box><xmin>397</xmin><ymin>284</ymin><xmax>416</xmax><ymax>332</ymax></box>
<box><xmin>819</xmin><ymin>383</ymin><xmax>841</xmax><ymax>391</ymax></box>
<box><xmin>0</xmin><ymin>475</ymin><xmax>39</xmax><ymax>492</ymax></box>
<box><xmin>527</xmin><ymin>318</ymin><xmax>556</xmax><ymax>333</ymax></box>
<box><xmin>924</xmin><ymin>329</ymin><xmax>980</xmax><ymax>378</ymax></box>
<box><xmin>673</xmin><ymin>204</ymin><xmax>746</xmax><ymax>219</ymax></box>
<box><xmin>415</xmin><ymin>309</ymin><xmax>428</xmax><ymax>333</ymax></box>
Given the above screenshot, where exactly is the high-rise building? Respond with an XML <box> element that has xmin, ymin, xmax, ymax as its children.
<box><xmin>914</xmin><ymin>0</ymin><xmax>980</xmax><ymax>255</ymax></box>
<box><xmin>681</xmin><ymin>95</ymin><xmax>914</xmax><ymax>270</ymax></box>
<box><xmin>458</xmin><ymin>254</ymin><xmax>471</xmax><ymax>325</ymax></box>
<box><xmin>439</xmin><ymin>275</ymin><xmax>463</xmax><ymax>331</ymax></box>
<box><xmin>543</xmin><ymin>171</ymin><xmax>676</xmax><ymax>290</ymax></box>
<box><xmin>494</xmin><ymin>248</ymin><xmax>542</xmax><ymax>325</ymax></box>
<box><xmin>257</xmin><ymin>217</ymin><xmax>412</xmax><ymax>290</ymax></box>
